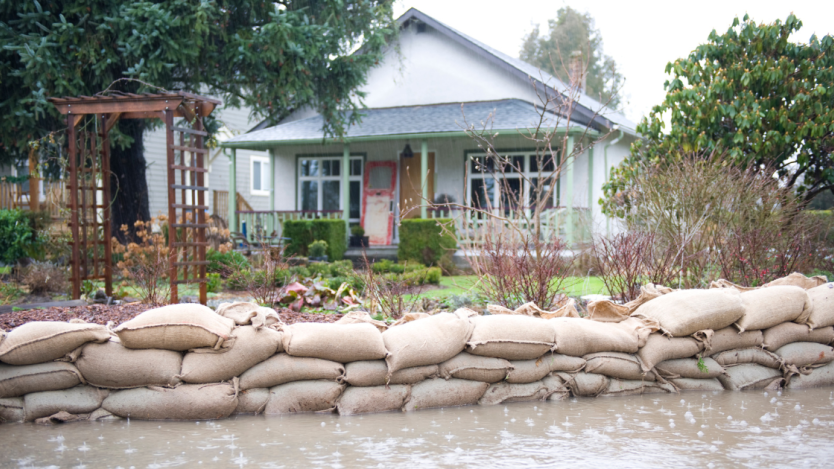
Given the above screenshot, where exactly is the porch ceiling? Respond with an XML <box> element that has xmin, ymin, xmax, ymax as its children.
<box><xmin>221</xmin><ymin>99</ymin><xmax>592</xmax><ymax>150</ymax></box>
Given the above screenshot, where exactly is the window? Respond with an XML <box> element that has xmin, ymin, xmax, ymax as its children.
<box><xmin>298</xmin><ymin>156</ymin><xmax>363</xmax><ymax>221</ymax></box>
<box><xmin>250</xmin><ymin>156</ymin><xmax>270</xmax><ymax>196</ymax></box>
<box><xmin>467</xmin><ymin>152</ymin><xmax>560</xmax><ymax>210</ymax></box>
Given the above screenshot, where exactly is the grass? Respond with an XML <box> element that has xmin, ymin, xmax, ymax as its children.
<box><xmin>411</xmin><ymin>275</ymin><xmax>608</xmax><ymax>300</ymax></box>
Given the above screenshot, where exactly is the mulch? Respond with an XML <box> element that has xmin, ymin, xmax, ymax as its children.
<box><xmin>0</xmin><ymin>303</ymin><xmax>343</xmax><ymax>331</ymax></box>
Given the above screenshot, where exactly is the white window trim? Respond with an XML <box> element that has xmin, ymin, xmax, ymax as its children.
<box><xmin>466</xmin><ymin>152</ymin><xmax>560</xmax><ymax>209</ymax></box>
<box><xmin>297</xmin><ymin>156</ymin><xmax>363</xmax><ymax>222</ymax></box>
<box><xmin>250</xmin><ymin>155</ymin><xmax>271</xmax><ymax>197</ymax></box>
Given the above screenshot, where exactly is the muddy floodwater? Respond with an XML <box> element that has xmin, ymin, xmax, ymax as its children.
<box><xmin>3</xmin><ymin>388</ymin><xmax>834</xmax><ymax>468</ymax></box>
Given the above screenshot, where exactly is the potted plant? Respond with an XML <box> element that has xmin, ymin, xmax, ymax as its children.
<box><xmin>308</xmin><ymin>240</ymin><xmax>329</xmax><ymax>262</ymax></box>
<box><xmin>349</xmin><ymin>224</ymin><xmax>369</xmax><ymax>248</ymax></box>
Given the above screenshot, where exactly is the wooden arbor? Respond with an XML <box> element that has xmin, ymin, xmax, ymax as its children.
<box><xmin>49</xmin><ymin>92</ymin><xmax>221</xmax><ymax>304</ymax></box>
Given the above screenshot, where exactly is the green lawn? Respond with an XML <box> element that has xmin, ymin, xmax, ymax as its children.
<box><xmin>413</xmin><ymin>275</ymin><xmax>608</xmax><ymax>300</ymax></box>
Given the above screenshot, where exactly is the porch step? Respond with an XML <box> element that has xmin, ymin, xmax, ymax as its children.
<box><xmin>344</xmin><ymin>245</ymin><xmax>399</xmax><ymax>264</ymax></box>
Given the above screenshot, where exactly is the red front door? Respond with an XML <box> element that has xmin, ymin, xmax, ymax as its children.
<box><xmin>361</xmin><ymin>161</ymin><xmax>396</xmax><ymax>245</ymax></box>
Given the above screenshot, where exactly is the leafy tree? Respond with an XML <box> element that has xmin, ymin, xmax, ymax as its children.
<box><xmin>520</xmin><ymin>6</ymin><xmax>624</xmax><ymax>109</ymax></box>
<box><xmin>0</xmin><ymin>0</ymin><xmax>396</xmax><ymax>232</ymax></box>
<box><xmin>603</xmin><ymin>14</ymin><xmax>834</xmax><ymax>215</ymax></box>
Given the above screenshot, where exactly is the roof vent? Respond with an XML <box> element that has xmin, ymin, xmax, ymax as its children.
<box><xmin>416</xmin><ymin>22</ymin><xmax>427</xmax><ymax>34</ymax></box>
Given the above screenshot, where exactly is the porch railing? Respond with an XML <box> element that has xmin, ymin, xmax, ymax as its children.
<box><xmin>234</xmin><ymin>210</ymin><xmax>344</xmax><ymax>242</ymax></box>
<box><xmin>213</xmin><ymin>190</ymin><xmax>254</xmax><ymax>224</ymax></box>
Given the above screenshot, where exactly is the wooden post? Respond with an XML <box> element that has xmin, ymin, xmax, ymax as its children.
<box><xmin>28</xmin><ymin>147</ymin><xmax>39</xmax><ymax>212</ymax></box>
<box><xmin>195</xmin><ymin>112</ymin><xmax>207</xmax><ymax>305</ymax></box>
<box><xmin>165</xmin><ymin>109</ymin><xmax>178</xmax><ymax>304</ymax></box>
<box><xmin>229</xmin><ymin>149</ymin><xmax>237</xmax><ymax>233</ymax></box>
<box><xmin>67</xmin><ymin>115</ymin><xmax>81</xmax><ymax>299</ymax></box>
<box><xmin>100</xmin><ymin>114</ymin><xmax>113</xmax><ymax>296</ymax></box>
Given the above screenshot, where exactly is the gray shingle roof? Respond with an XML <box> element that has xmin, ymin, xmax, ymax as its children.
<box><xmin>224</xmin><ymin>99</ymin><xmax>589</xmax><ymax>147</ymax></box>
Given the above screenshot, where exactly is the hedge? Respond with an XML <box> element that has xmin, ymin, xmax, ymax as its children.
<box><xmin>808</xmin><ymin>210</ymin><xmax>834</xmax><ymax>247</ymax></box>
<box><xmin>283</xmin><ymin>219</ymin><xmax>346</xmax><ymax>260</ymax></box>
<box><xmin>397</xmin><ymin>218</ymin><xmax>457</xmax><ymax>266</ymax></box>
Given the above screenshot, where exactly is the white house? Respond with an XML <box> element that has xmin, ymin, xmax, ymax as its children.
<box><xmin>219</xmin><ymin>8</ymin><xmax>639</xmax><ymax>248</ymax></box>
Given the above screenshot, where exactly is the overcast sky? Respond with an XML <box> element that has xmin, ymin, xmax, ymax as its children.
<box><xmin>393</xmin><ymin>0</ymin><xmax>834</xmax><ymax>125</ymax></box>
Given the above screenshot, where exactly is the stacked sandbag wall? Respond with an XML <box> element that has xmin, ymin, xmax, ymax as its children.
<box><xmin>2</xmin><ymin>275</ymin><xmax>834</xmax><ymax>424</ymax></box>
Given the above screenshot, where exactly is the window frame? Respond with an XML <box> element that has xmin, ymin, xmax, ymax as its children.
<box><xmin>297</xmin><ymin>155</ymin><xmax>364</xmax><ymax>223</ymax></box>
<box><xmin>250</xmin><ymin>155</ymin><xmax>271</xmax><ymax>197</ymax></box>
<box><xmin>466</xmin><ymin>151</ymin><xmax>560</xmax><ymax>210</ymax></box>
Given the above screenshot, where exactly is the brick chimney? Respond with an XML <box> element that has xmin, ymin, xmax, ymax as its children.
<box><xmin>569</xmin><ymin>50</ymin><xmax>586</xmax><ymax>92</ymax></box>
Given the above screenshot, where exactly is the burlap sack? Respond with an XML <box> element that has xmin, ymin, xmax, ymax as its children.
<box><xmin>103</xmin><ymin>383</ymin><xmax>237</xmax><ymax>420</ymax></box>
<box><xmin>545</xmin><ymin>354</ymin><xmax>586</xmax><ymax>372</ymax></box>
<box><xmin>583</xmin><ymin>352</ymin><xmax>655</xmax><ymax>381</ymax></box>
<box><xmin>478</xmin><ymin>380</ymin><xmax>551</xmax><ymax>406</ymax></box>
<box><xmin>467</xmin><ymin>315</ymin><xmax>555</xmax><ymax>360</ymax></box>
<box><xmin>215</xmin><ymin>302</ymin><xmax>281</xmax><ymax>329</ymax></box>
<box><xmin>775</xmin><ymin>342</ymin><xmax>834</xmax><ymax>367</ymax></box>
<box><xmin>655</xmin><ymin>357</ymin><xmax>725</xmax><ymax>379</ymax></box>
<box><xmin>239</xmin><ymin>353</ymin><xmax>345</xmax><ymax>390</ymax></box>
<box><xmin>699</xmin><ymin>327</ymin><xmax>763</xmax><ymax>355</ymax></box>
<box><xmin>507</xmin><ymin>356</ymin><xmax>558</xmax><ymax>384</ymax></box>
<box><xmin>0</xmin><ymin>362</ymin><xmax>83</xmax><ymax>398</ymax></box>
<box><xmin>265</xmin><ymin>380</ymin><xmax>345</xmax><ymax>414</ymax></box>
<box><xmin>717</xmin><ymin>364</ymin><xmax>783</xmax><ymax>391</ymax></box>
<box><xmin>668</xmin><ymin>378</ymin><xmax>725</xmax><ymax>392</ymax></box>
<box><xmin>542</xmin><ymin>375</ymin><xmax>571</xmax><ymax>401</ymax></box>
<box><xmin>438</xmin><ymin>353</ymin><xmax>513</xmax><ymax>383</ymax></box>
<box><xmin>180</xmin><ymin>326</ymin><xmax>283</xmax><ymax>384</ymax></box>
<box><xmin>623</xmin><ymin>284</ymin><xmax>674</xmax><ymax>313</ymax></box>
<box><xmin>335</xmin><ymin>311</ymin><xmax>388</xmax><ymax>332</ymax></box>
<box><xmin>385</xmin><ymin>312</ymin><xmax>473</xmax><ymax>373</ymax></box>
<box><xmin>336</xmin><ymin>385</ymin><xmax>410</xmax><ymax>415</ymax></box>
<box><xmin>637</xmin><ymin>334</ymin><xmax>703</xmax><ymax>373</ymax></box>
<box><xmin>391</xmin><ymin>312</ymin><xmax>431</xmax><ymax>327</ymax></box>
<box><xmin>24</xmin><ymin>385</ymin><xmax>109</xmax><ymax>422</ymax></box>
<box><xmin>806</xmin><ymin>283</ymin><xmax>834</xmax><ymax>330</ymax></box>
<box><xmin>113</xmin><ymin>304</ymin><xmax>235</xmax><ymax>351</ymax></box>
<box><xmin>0</xmin><ymin>397</ymin><xmax>24</xmax><ymax>423</ymax></box>
<box><xmin>709</xmin><ymin>279</ymin><xmax>755</xmax><ymax>292</ymax></box>
<box><xmin>601</xmin><ymin>379</ymin><xmax>676</xmax><ymax>397</ymax></box>
<box><xmin>404</xmin><ymin>378</ymin><xmax>489</xmax><ymax>411</ymax></box>
<box><xmin>75</xmin><ymin>340</ymin><xmax>182</xmax><ymax>389</ymax></box>
<box><xmin>0</xmin><ymin>321</ymin><xmax>110</xmax><ymax>365</ymax></box>
<box><xmin>341</xmin><ymin>361</ymin><xmax>436</xmax><ymax>387</ymax></box>
<box><xmin>586</xmin><ymin>300</ymin><xmax>630</xmax><ymax>323</ymax></box>
<box><xmin>283</xmin><ymin>323</ymin><xmax>387</xmax><ymax>363</ymax></box>
<box><xmin>555</xmin><ymin>372</ymin><xmax>609</xmax><ymax>397</ymax></box>
<box><xmin>711</xmin><ymin>348</ymin><xmax>783</xmax><ymax>369</ymax></box>
<box><xmin>551</xmin><ymin>317</ymin><xmax>653</xmax><ymax>357</ymax></box>
<box><xmin>785</xmin><ymin>362</ymin><xmax>834</xmax><ymax>389</ymax></box>
<box><xmin>762</xmin><ymin>323</ymin><xmax>834</xmax><ymax>351</ymax></box>
<box><xmin>736</xmin><ymin>286</ymin><xmax>812</xmax><ymax>332</ymax></box>
<box><xmin>488</xmin><ymin>301</ymin><xmax>579</xmax><ymax>319</ymax></box>
<box><xmin>764</xmin><ymin>272</ymin><xmax>827</xmax><ymax>289</ymax></box>
<box><xmin>234</xmin><ymin>388</ymin><xmax>269</xmax><ymax>415</ymax></box>
<box><xmin>631</xmin><ymin>289</ymin><xmax>744</xmax><ymax>337</ymax></box>
<box><xmin>89</xmin><ymin>407</ymin><xmax>120</xmax><ymax>421</ymax></box>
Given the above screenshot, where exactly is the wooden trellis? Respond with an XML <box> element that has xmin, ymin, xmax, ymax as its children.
<box><xmin>49</xmin><ymin>92</ymin><xmax>221</xmax><ymax>304</ymax></box>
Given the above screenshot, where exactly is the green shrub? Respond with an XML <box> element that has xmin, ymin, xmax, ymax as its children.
<box><xmin>372</xmin><ymin>259</ymin><xmax>394</xmax><ymax>273</ymax></box>
<box><xmin>206</xmin><ymin>273</ymin><xmax>222</xmax><ymax>293</ymax></box>
<box><xmin>288</xmin><ymin>265</ymin><xmax>311</xmax><ymax>279</ymax></box>
<box><xmin>403</xmin><ymin>266</ymin><xmax>442</xmax><ymax>286</ymax></box>
<box><xmin>329</xmin><ymin>259</ymin><xmax>354</xmax><ymax>277</ymax></box>
<box><xmin>308</xmin><ymin>240</ymin><xmax>328</xmax><ymax>258</ymax></box>
<box><xmin>327</xmin><ymin>275</ymin><xmax>365</xmax><ymax>291</ymax></box>
<box><xmin>398</xmin><ymin>218</ymin><xmax>457</xmax><ymax>267</ymax></box>
<box><xmin>226</xmin><ymin>271</ymin><xmax>249</xmax><ymax>290</ymax></box>
<box><xmin>0</xmin><ymin>209</ymin><xmax>40</xmax><ymax>264</ymax></box>
<box><xmin>206</xmin><ymin>249</ymin><xmax>250</xmax><ymax>276</ymax></box>
<box><xmin>307</xmin><ymin>261</ymin><xmax>331</xmax><ymax>277</ymax></box>
<box><xmin>808</xmin><ymin>210</ymin><xmax>834</xmax><ymax>247</ymax></box>
<box><xmin>284</xmin><ymin>219</ymin><xmax>347</xmax><ymax>260</ymax></box>
<box><xmin>350</xmin><ymin>225</ymin><xmax>365</xmax><ymax>237</ymax></box>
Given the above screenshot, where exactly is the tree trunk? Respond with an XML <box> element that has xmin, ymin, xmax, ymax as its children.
<box><xmin>109</xmin><ymin>119</ymin><xmax>150</xmax><ymax>242</ymax></box>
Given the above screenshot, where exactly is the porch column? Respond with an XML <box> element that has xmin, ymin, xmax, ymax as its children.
<box><xmin>587</xmin><ymin>146</ymin><xmax>594</xmax><ymax>217</ymax></box>
<box><xmin>229</xmin><ymin>149</ymin><xmax>237</xmax><ymax>232</ymax></box>
<box><xmin>342</xmin><ymin>144</ymin><xmax>350</xmax><ymax>235</ymax></box>
<box><xmin>269</xmin><ymin>148</ymin><xmax>276</xmax><ymax>234</ymax></box>
<box><xmin>565</xmin><ymin>135</ymin><xmax>575</xmax><ymax>246</ymax></box>
<box><xmin>420</xmin><ymin>139</ymin><xmax>428</xmax><ymax>219</ymax></box>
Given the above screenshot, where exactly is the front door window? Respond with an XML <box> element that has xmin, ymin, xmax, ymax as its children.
<box><xmin>298</xmin><ymin>156</ymin><xmax>363</xmax><ymax>222</ymax></box>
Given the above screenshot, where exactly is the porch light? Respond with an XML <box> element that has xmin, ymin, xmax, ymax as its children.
<box><xmin>401</xmin><ymin>143</ymin><xmax>414</xmax><ymax>158</ymax></box>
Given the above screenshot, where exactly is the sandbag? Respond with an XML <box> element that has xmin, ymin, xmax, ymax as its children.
<box><xmin>545</xmin><ymin>354</ymin><xmax>586</xmax><ymax>373</ymax></box>
<box><xmin>239</xmin><ymin>354</ymin><xmax>345</xmax><ymax>390</ymax></box>
<box><xmin>385</xmin><ymin>312</ymin><xmax>472</xmax><ymax>373</ymax></box>
<box><xmin>0</xmin><ymin>321</ymin><xmax>110</xmax><ymax>365</ymax></box>
<box><xmin>479</xmin><ymin>380</ymin><xmax>553</xmax><ymax>406</ymax></box>
<box><xmin>669</xmin><ymin>378</ymin><xmax>725</xmax><ymax>392</ymax></box>
<box><xmin>180</xmin><ymin>326</ymin><xmax>283</xmax><ymax>384</ymax></box>
<box><xmin>75</xmin><ymin>340</ymin><xmax>182</xmax><ymax>389</ymax></box>
<box><xmin>762</xmin><ymin>323</ymin><xmax>834</xmax><ymax>351</ymax></box>
<box><xmin>390</xmin><ymin>312</ymin><xmax>431</xmax><ymax>327</ymax></box>
<box><xmin>24</xmin><ymin>385</ymin><xmax>109</xmax><ymax>422</ymax></box>
<box><xmin>718</xmin><ymin>364</ymin><xmax>782</xmax><ymax>391</ymax></box>
<box><xmin>438</xmin><ymin>353</ymin><xmax>512</xmax><ymax>383</ymax></box>
<box><xmin>631</xmin><ymin>289</ymin><xmax>743</xmax><ymax>337</ymax></box>
<box><xmin>282</xmin><ymin>323</ymin><xmax>387</xmax><ymax>363</ymax></box>
<box><xmin>655</xmin><ymin>357</ymin><xmax>725</xmax><ymax>379</ymax></box>
<box><xmin>701</xmin><ymin>327</ymin><xmax>763</xmax><ymax>355</ymax></box>
<box><xmin>234</xmin><ymin>388</ymin><xmax>269</xmax><ymax>415</ymax></box>
<box><xmin>736</xmin><ymin>286</ymin><xmax>812</xmax><ymax>332</ymax></box>
<box><xmin>486</xmin><ymin>301</ymin><xmax>578</xmax><ymax>319</ymax></box>
<box><xmin>586</xmin><ymin>300</ymin><xmax>630</xmax><ymax>323</ymax></box>
<box><xmin>103</xmin><ymin>383</ymin><xmax>237</xmax><ymax>420</ymax></box>
<box><xmin>555</xmin><ymin>372</ymin><xmax>609</xmax><ymax>397</ymax></box>
<box><xmin>335</xmin><ymin>311</ymin><xmax>388</xmax><ymax>332</ymax></box>
<box><xmin>623</xmin><ymin>284</ymin><xmax>674</xmax><ymax>313</ymax></box>
<box><xmin>265</xmin><ymin>380</ymin><xmax>345</xmax><ymax>414</ymax></box>
<box><xmin>806</xmin><ymin>283</ymin><xmax>834</xmax><ymax>330</ymax></box>
<box><xmin>404</xmin><ymin>379</ymin><xmax>489</xmax><ymax>411</ymax></box>
<box><xmin>775</xmin><ymin>342</ymin><xmax>834</xmax><ymax>368</ymax></box>
<box><xmin>0</xmin><ymin>362</ymin><xmax>83</xmax><ymax>398</ymax></box>
<box><xmin>336</xmin><ymin>385</ymin><xmax>410</xmax><ymax>415</ymax></box>
<box><xmin>636</xmin><ymin>334</ymin><xmax>703</xmax><ymax>373</ymax></box>
<box><xmin>341</xmin><ymin>361</ymin><xmax>436</xmax><ymax>387</ymax></box>
<box><xmin>601</xmin><ymin>379</ymin><xmax>675</xmax><ymax>397</ymax></box>
<box><xmin>551</xmin><ymin>317</ymin><xmax>652</xmax><ymax>357</ymax></box>
<box><xmin>583</xmin><ymin>352</ymin><xmax>654</xmax><ymax>381</ymax></box>
<box><xmin>786</xmin><ymin>362</ymin><xmax>834</xmax><ymax>389</ymax></box>
<box><xmin>0</xmin><ymin>397</ymin><xmax>24</xmax><ymax>423</ymax></box>
<box><xmin>113</xmin><ymin>304</ymin><xmax>235</xmax><ymax>351</ymax></box>
<box><xmin>507</xmin><ymin>356</ymin><xmax>557</xmax><ymax>384</ymax></box>
<box><xmin>764</xmin><ymin>272</ymin><xmax>827</xmax><ymax>289</ymax></box>
<box><xmin>709</xmin><ymin>279</ymin><xmax>755</xmax><ymax>292</ymax></box>
<box><xmin>215</xmin><ymin>302</ymin><xmax>281</xmax><ymax>329</ymax></box>
<box><xmin>711</xmin><ymin>348</ymin><xmax>783</xmax><ymax>369</ymax></box>
<box><xmin>467</xmin><ymin>315</ymin><xmax>555</xmax><ymax>360</ymax></box>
